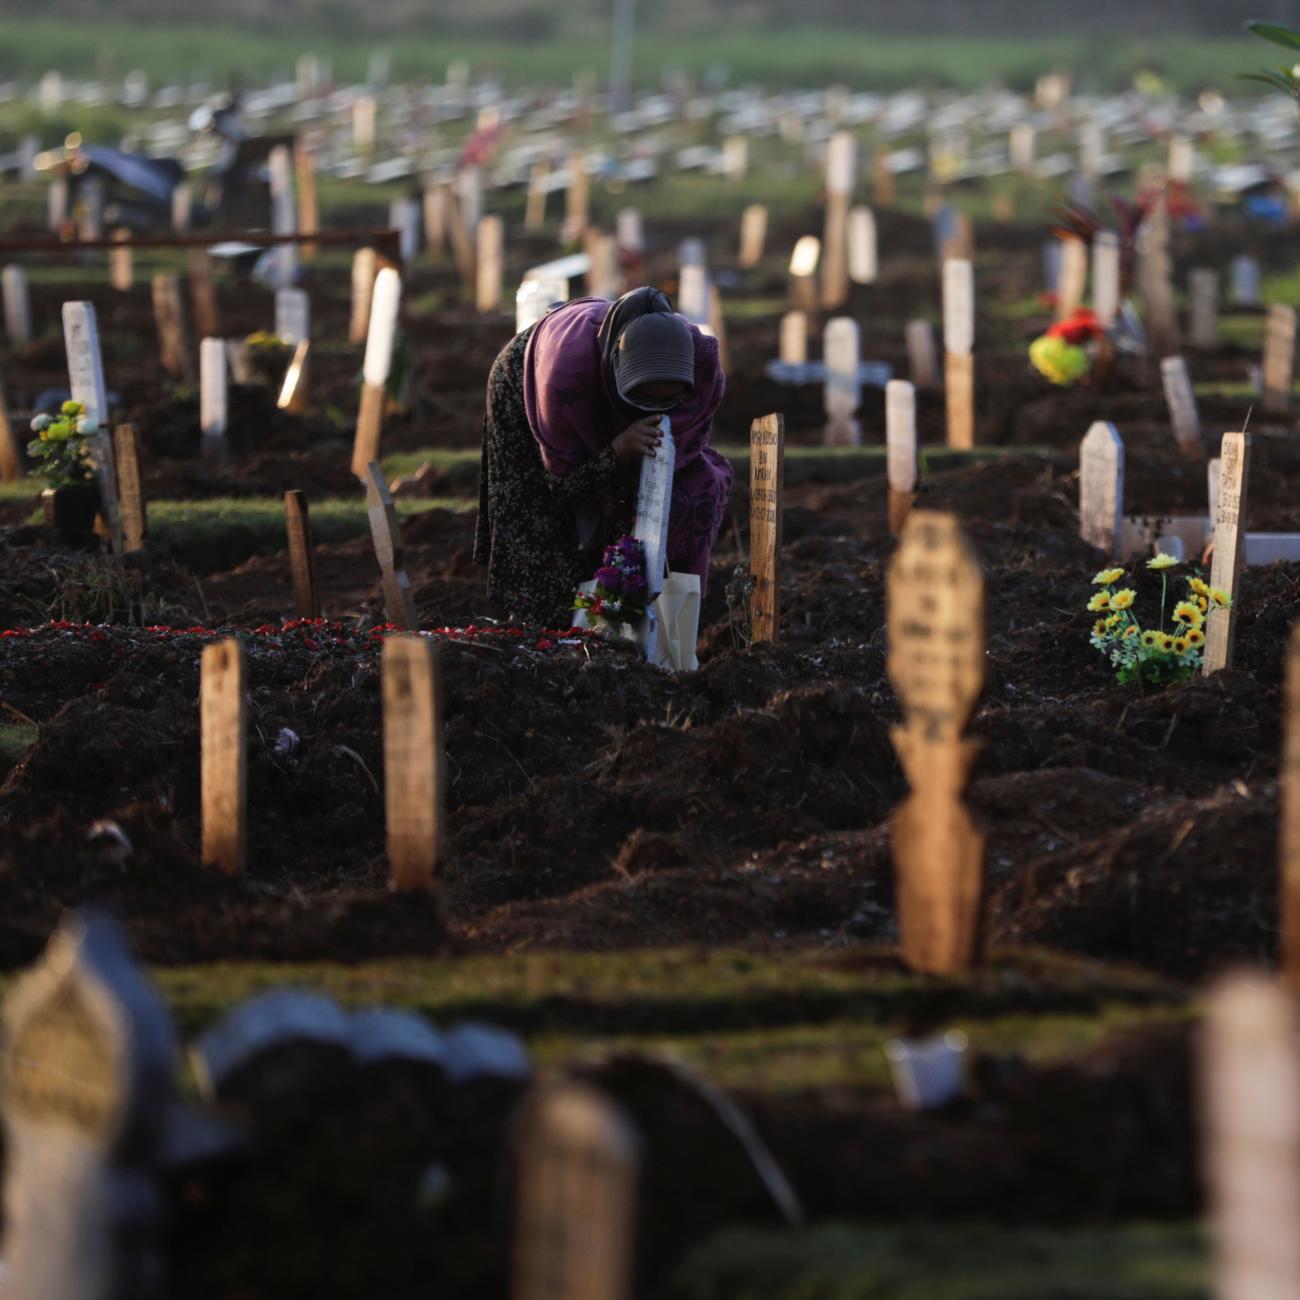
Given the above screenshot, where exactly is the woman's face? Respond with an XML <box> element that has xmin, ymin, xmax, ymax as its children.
<box><xmin>628</xmin><ymin>379</ymin><xmax>691</xmax><ymax>411</ymax></box>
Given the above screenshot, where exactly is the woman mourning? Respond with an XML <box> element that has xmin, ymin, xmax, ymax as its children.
<box><xmin>474</xmin><ymin>287</ymin><xmax>732</xmax><ymax>626</ymax></box>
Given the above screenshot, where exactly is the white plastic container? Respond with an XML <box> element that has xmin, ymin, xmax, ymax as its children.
<box><xmin>885</xmin><ymin>1030</ymin><xmax>969</xmax><ymax>1111</ymax></box>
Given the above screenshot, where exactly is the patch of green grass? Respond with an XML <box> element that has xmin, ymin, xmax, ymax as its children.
<box><xmin>0</xmin><ymin>722</ymin><xmax>38</xmax><ymax>777</ymax></box>
<box><xmin>1217</xmin><ymin>313</ymin><xmax>1266</xmax><ymax>350</ymax></box>
<box><xmin>664</xmin><ymin>1221</ymin><xmax>1208</xmax><ymax>1300</ymax></box>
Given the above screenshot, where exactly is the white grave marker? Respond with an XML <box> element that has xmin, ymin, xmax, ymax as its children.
<box><xmin>824</xmin><ymin>317</ymin><xmax>861</xmax><ymax>445</ymax></box>
<box><xmin>1092</xmin><ymin>232</ymin><xmax>1122</xmax><ymax>327</ymax></box>
<box><xmin>275</xmin><ymin>288</ymin><xmax>310</xmax><ymax>346</ymax></box>
<box><xmin>848</xmin><ymin>206</ymin><xmax>878</xmax><ymax>285</ymax></box>
<box><xmin>1078</xmin><ymin>421</ymin><xmax>1125</xmax><ymax>556</ymax></box>
<box><xmin>887</xmin><ymin>378</ymin><xmax>917</xmax><ymax>534</ymax></box>
<box><xmin>200</xmin><ymin>338</ymin><xmax>228</xmax><ymax>439</ymax></box>
<box><xmin>1161</xmin><ymin>356</ymin><xmax>1201</xmax><ymax>453</ymax></box>
<box><xmin>3</xmin><ymin>266</ymin><xmax>32</xmax><ymax>346</ymax></box>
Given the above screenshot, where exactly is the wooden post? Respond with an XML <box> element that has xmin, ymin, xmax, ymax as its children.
<box><xmin>446</xmin><ymin>187</ymin><xmax>477</xmax><ymax>293</ymax></box>
<box><xmin>1092</xmin><ymin>231</ymin><xmax>1122</xmax><ymax>328</ymax></box>
<box><xmin>1010</xmin><ymin>123</ymin><xmax>1035</xmax><ymax>173</ymax></box>
<box><xmin>749</xmin><ymin>414</ymin><xmax>784</xmax><ymax>644</ymax></box>
<box><xmin>524</xmin><ymin>161</ymin><xmax>549</xmax><ymax>233</ymax></box>
<box><xmin>779</xmin><ymin>312</ymin><xmax>807</xmax><ymax>365</ymax></box>
<box><xmin>151</xmin><ymin>274</ymin><xmax>192</xmax><ymax>383</ymax></box>
<box><xmin>294</xmin><ymin>140</ymin><xmax>319</xmax><ymax>259</ymax></box>
<box><xmin>199</xmin><ymin>338</ymin><xmax>227</xmax><ymax>439</ymax></box>
<box><xmin>476</xmin><ymin>215</ymin><xmax>504</xmax><ymax>314</ymax></box>
<box><xmin>738</xmin><ymin>204</ymin><xmax>768</xmax><ymax>269</ymax></box>
<box><xmin>565</xmin><ymin>152</ymin><xmax>590</xmax><ymax>242</ymax></box>
<box><xmin>820</xmin><ymin>132</ymin><xmax>855</xmax><ymax>310</ymax></box>
<box><xmin>848</xmin><ymin>206</ymin><xmax>877</xmax><ymax>285</ymax></box>
<box><xmin>1204</xmin><ymin>431</ymin><xmax>1251</xmax><ymax>676</ymax></box>
<box><xmin>109</xmin><ymin>228</ymin><xmax>133</xmax><ymax>292</ymax></box>
<box><xmin>278</xmin><ymin>340</ymin><xmax>311</xmax><ymax>413</ymax></box>
<box><xmin>201</xmin><ymin>639</ymin><xmax>247</xmax><ymax>876</ymax></box>
<box><xmin>349</xmin><ymin>248</ymin><xmax>378</xmax><ymax>346</ymax></box>
<box><xmin>187</xmin><ymin>250</ymin><xmax>221</xmax><ymax>340</ymax></box>
<box><xmin>1078</xmin><ymin>421</ymin><xmax>1125</xmax><ymax>556</ymax></box>
<box><xmin>1201</xmin><ymin>974</ymin><xmax>1300</xmax><ymax>1300</ymax></box>
<box><xmin>873</xmin><ymin>148</ymin><xmax>896</xmax><ymax>206</ymax></box>
<box><xmin>1055</xmin><ymin>238</ymin><xmax>1087</xmax><ymax>321</ymax></box>
<box><xmin>906</xmin><ymin>320</ymin><xmax>940</xmax><ymax>391</ymax></box>
<box><xmin>0</xmin><ymin>374</ymin><xmax>18</xmax><ymax>482</ymax></box>
<box><xmin>887</xmin><ymin>511</ymin><xmax>986</xmax><ymax>976</ymax></box>
<box><xmin>788</xmin><ymin>236</ymin><xmax>820</xmax><ymax>314</ymax></box>
<box><xmin>512</xmin><ymin>1084</ymin><xmax>640</xmax><ymax>1300</ymax></box>
<box><xmin>2</xmin><ymin>266</ymin><xmax>32</xmax><ymax>346</ymax></box>
<box><xmin>365</xmin><ymin>461</ymin><xmax>418</xmax><ymax>630</ymax></box>
<box><xmin>382</xmin><ymin>635</ymin><xmax>445</xmax><ymax>891</ymax></box>
<box><xmin>423</xmin><ymin>184</ymin><xmax>448</xmax><ymax>257</ymax></box>
<box><xmin>113</xmin><ymin>425</ymin><xmax>147</xmax><ymax>553</ymax></box>
<box><xmin>886</xmin><ymin>379</ymin><xmax>917</xmax><ymax>535</ymax></box>
<box><xmin>1264</xmin><ymin>305</ymin><xmax>1296</xmax><ymax>414</ymax></box>
<box><xmin>284</xmin><ymin>490</ymin><xmax>320</xmax><ymax>619</ymax></box>
<box><xmin>352</xmin><ymin>267</ymin><xmax>401</xmax><ymax>479</ymax></box>
<box><xmin>1283</xmin><ymin>625</ymin><xmax>1300</xmax><ymax>990</ymax></box>
<box><xmin>1161</xmin><ymin>357</ymin><xmax>1202</xmax><ymax>454</ymax></box>
<box><xmin>943</xmin><ymin>259</ymin><xmax>974</xmax><ymax>449</ymax></box>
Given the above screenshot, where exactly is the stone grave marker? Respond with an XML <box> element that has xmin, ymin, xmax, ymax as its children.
<box><xmin>349</xmin><ymin>247</ymin><xmax>379</xmax><ymax>345</ymax></box>
<box><xmin>823</xmin><ymin>317</ymin><xmax>861</xmax><ymax>445</ymax></box>
<box><xmin>848</xmin><ymin>206</ymin><xmax>877</xmax><ymax>285</ymax></box>
<box><xmin>886</xmin><ymin>378</ymin><xmax>917</xmax><ymax>534</ymax></box>
<box><xmin>352</xmin><ymin>267</ymin><xmax>402</xmax><ymax>479</ymax></box>
<box><xmin>1204</xmin><ymin>431</ymin><xmax>1251</xmax><ymax>675</ymax></box>
<box><xmin>1092</xmin><ymin>231</ymin><xmax>1122</xmax><ymax>327</ymax></box>
<box><xmin>788</xmin><ymin>236</ymin><xmax>820</xmax><ymax>314</ymax></box>
<box><xmin>738</xmin><ymin>204</ymin><xmax>768</xmax><ymax>270</ymax></box>
<box><xmin>1078</xmin><ymin>420</ymin><xmax>1125</xmax><ymax>556</ymax></box>
<box><xmin>477</xmin><ymin>215</ymin><xmax>505</xmax><ymax>314</ymax></box>
<box><xmin>1161</xmin><ymin>356</ymin><xmax>1201</xmax><ymax>454</ymax></box>
<box><xmin>113</xmin><ymin>425</ymin><xmax>147</xmax><ymax>553</ymax></box>
<box><xmin>1285</xmin><ymin>624</ymin><xmax>1300</xmax><ymax>989</ymax></box>
<box><xmin>906</xmin><ymin>319</ymin><xmax>939</xmax><ymax>391</ymax></box>
<box><xmin>887</xmin><ymin>510</ymin><xmax>986</xmax><ymax>976</ymax></box>
<box><xmin>1231</xmin><ymin>255</ymin><xmax>1261</xmax><ymax>308</ymax></box>
<box><xmin>62</xmin><ymin>302</ymin><xmax>122</xmax><ymax>554</ymax></box>
<box><xmin>1189</xmin><ymin>268</ymin><xmax>1219</xmax><ymax>349</ymax></box>
<box><xmin>3</xmin><ymin>265</ymin><xmax>32</xmax><ymax>346</ymax></box>
<box><xmin>284</xmin><ymin>490</ymin><xmax>320</xmax><ymax>619</ymax></box>
<box><xmin>109</xmin><ymin>229</ymin><xmax>133</xmax><ymax>292</ymax></box>
<box><xmin>382</xmin><ymin>634</ymin><xmax>446</xmax><ymax>891</ymax></box>
<box><xmin>749</xmin><ymin>413</ymin><xmax>784</xmax><ymax>644</ymax></box>
<box><xmin>199</xmin><ymin>338</ymin><xmax>228</xmax><ymax>440</ymax></box>
<box><xmin>588</xmin><ymin>233</ymin><xmax>621</xmax><ymax>301</ymax></box>
<box><xmin>201</xmin><ymin>638</ymin><xmax>247</xmax><ymax>875</ymax></box>
<box><xmin>1263</xmin><ymin>305</ymin><xmax>1296</xmax><ymax>413</ymax></box>
<box><xmin>225</xmin><ymin>339</ymin><xmax>251</xmax><ymax>385</ymax></box>
<box><xmin>365</xmin><ymin>461</ymin><xmax>418</xmax><ymax>630</ymax></box>
<box><xmin>151</xmin><ymin>273</ymin><xmax>192</xmax><ymax>383</ymax></box>
<box><xmin>1055</xmin><ymin>238</ymin><xmax>1088</xmax><ymax>321</ymax></box>
<box><xmin>1200</xmin><ymin>973</ymin><xmax>1300</xmax><ymax>1300</ymax></box>
<box><xmin>511</xmin><ymin>1083</ymin><xmax>640</xmax><ymax>1300</ymax></box>
<box><xmin>943</xmin><ymin>258</ymin><xmax>975</xmax><ymax>449</ymax></box>
<box><xmin>0</xmin><ymin>912</ymin><xmax>177</xmax><ymax>1300</ymax></box>
<box><xmin>779</xmin><ymin>312</ymin><xmax>807</xmax><ymax>365</ymax></box>
<box><xmin>187</xmin><ymin>250</ymin><xmax>221</xmax><ymax>340</ymax></box>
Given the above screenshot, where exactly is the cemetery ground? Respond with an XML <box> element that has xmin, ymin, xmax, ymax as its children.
<box><xmin>1</xmin><ymin>193</ymin><xmax>1298</xmax><ymax>1294</ymax></box>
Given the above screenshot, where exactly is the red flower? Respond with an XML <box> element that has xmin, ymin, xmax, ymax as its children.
<box><xmin>1047</xmin><ymin>308</ymin><xmax>1104</xmax><ymax>345</ymax></box>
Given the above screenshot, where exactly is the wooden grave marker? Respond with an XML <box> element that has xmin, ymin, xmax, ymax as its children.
<box><xmin>349</xmin><ymin>247</ymin><xmax>379</xmax><ymax>345</ymax></box>
<box><xmin>47</xmin><ymin>175</ymin><xmax>68</xmax><ymax>232</ymax></box>
<box><xmin>284</xmin><ymin>490</ymin><xmax>320</xmax><ymax>619</ymax></box>
<box><xmin>679</xmin><ymin>264</ymin><xmax>709</xmax><ymax>328</ymax></box>
<box><xmin>0</xmin><ymin>371</ymin><xmax>18</xmax><ymax>482</ymax></box>
<box><xmin>820</xmin><ymin>132</ymin><xmax>856</xmax><ymax>309</ymax></box>
<box><xmin>823</xmin><ymin>317</ymin><xmax>861</xmax><ymax>445</ymax></box>
<box><xmin>706</xmin><ymin>283</ymin><xmax>730</xmax><ymax>372</ymax></box>
<box><xmin>201</xmin><ymin>638</ymin><xmax>247</xmax><ymax>876</ymax></box>
<box><xmin>886</xmin><ymin>379</ymin><xmax>917</xmax><ymax>534</ymax></box>
<box><xmin>278</xmin><ymin>340</ymin><xmax>311</xmax><ymax>414</ymax></box>
<box><xmin>1078</xmin><ymin>420</ymin><xmax>1125</xmax><ymax>556</ymax></box>
<box><xmin>187</xmin><ymin>249</ymin><xmax>221</xmax><ymax>339</ymax></box>
<box><xmin>423</xmin><ymin>184</ymin><xmax>448</xmax><ymax>258</ymax></box>
<box><xmin>1160</xmin><ymin>356</ymin><xmax>1201</xmax><ymax>454</ymax></box>
<box><xmin>749</xmin><ymin>414</ymin><xmax>784</xmax><ymax>644</ymax></box>
<box><xmin>887</xmin><ymin>511</ymin><xmax>986</xmax><ymax>976</ymax></box>
<box><xmin>1138</xmin><ymin>197</ymin><xmax>1179</xmax><ymax>358</ymax></box>
<box><xmin>943</xmin><ymin>259</ymin><xmax>975</xmax><ymax>449</ymax></box>
<box><xmin>524</xmin><ymin>161</ymin><xmax>549</xmax><ymax>232</ymax></box>
<box><xmin>615</xmin><ymin>209</ymin><xmax>644</xmax><ymax>261</ymax></box>
<box><xmin>171</xmin><ymin>182</ymin><xmax>192</xmax><ymax>232</ymax></box>
<box><xmin>906</xmin><ymin>319</ymin><xmax>940</xmax><ymax>391</ymax></box>
<box><xmin>62</xmin><ymin>302</ymin><xmax>122</xmax><ymax>554</ymax></box>
<box><xmin>3</xmin><ymin>265</ymin><xmax>32</xmax><ymax>346</ymax></box>
<box><xmin>352</xmin><ymin>267</ymin><xmax>402</xmax><ymax>479</ymax></box>
<box><xmin>848</xmin><ymin>206</ymin><xmax>877</xmax><ymax>285</ymax></box>
<box><xmin>113</xmin><ymin>424</ymin><xmax>147</xmax><ymax>553</ymax></box>
<box><xmin>873</xmin><ymin>148</ymin><xmax>896</xmax><ymax>206</ymax></box>
<box><xmin>788</xmin><ymin>236</ymin><xmax>820</xmax><ymax>314</ymax></box>
<box><xmin>1092</xmin><ymin>231</ymin><xmax>1122</xmax><ymax>327</ymax></box>
<box><xmin>1010</xmin><ymin>122</ymin><xmax>1036</xmax><ymax>173</ymax></box>
<box><xmin>565</xmin><ymin>152</ymin><xmax>590</xmax><ymax>241</ymax></box>
<box><xmin>294</xmin><ymin>140</ymin><xmax>319</xmax><ymax>259</ymax></box>
<box><xmin>739</xmin><ymin>204</ymin><xmax>768</xmax><ymax>270</ymax></box>
<box><xmin>365</xmin><ymin>461</ymin><xmax>418</xmax><ymax>630</ymax></box>
<box><xmin>446</xmin><ymin>186</ymin><xmax>478</xmax><ymax>293</ymax></box>
<box><xmin>151</xmin><ymin>273</ymin><xmax>192</xmax><ymax>383</ymax></box>
<box><xmin>511</xmin><ymin>1083</ymin><xmax>640</xmax><ymax>1300</ymax></box>
<box><xmin>1263</xmin><ymin>305</ymin><xmax>1296</xmax><ymax>414</ymax></box>
<box><xmin>779</xmin><ymin>311</ymin><xmax>807</xmax><ymax>365</ymax></box>
<box><xmin>382</xmin><ymin>635</ymin><xmax>446</xmax><ymax>892</ymax></box>
<box><xmin>1204</xmin><ymin>431</ymin><xmax>1251</xmax><ymax>675</ymax></box>
<box><xmin>723</xmin><ymin>135</ymin><xmax>748</xmax><ymax>181</ymax></box>
<box><xmin>1055</xmin><ymin>238</ymin><xmax>1088</xmax><ymax>321</ymax></box>
<box><xmin>1201</xmin><ymin>974</ymin><xmax>1300</xmax><ymax>1300</ymax></box>
<box><xmin>1189</xmin><ymin>268</ymin><xmax>1219</xmax><ymax>350</ymax></box>
<box><xmin>109</xmin><ymin>229</ymin><xmax>133</xmax><ymax>292</ymax></box>
<box><xmin>1284</xmin><ymin>624</ymin><xmax>1300</xmax><ymax>990</ymax></box>
<box><xmin>1168</xmin><ymin>134</ymin><xmax>1194</xmax><ymax>184</ymax></box>
<box><xmin>476</xmin><ymin>215</ymin><xmax>504</xmax><ymax>314</ymax></box>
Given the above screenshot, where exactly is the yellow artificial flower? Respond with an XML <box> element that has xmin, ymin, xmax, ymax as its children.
<box><xmin>1172</xmin><ymin>601</ymin><xmax>1204</xmax><ymax>627</ymax></box>
<box><xmin>1186</xmin><ymin>628</ymin><xmax>1205</xmax><ymax>647</ymax></box>
<box><xmin>1110</xmin><ymin>588</ymin><xmax>1136</xmax><ymax>611</ymax></box>
<box><xmin>1087</xmin><ymin>592</ymin><xmax>1111</xmax><ymax>612</ymax></box>
<box><xmin>60</xmin><ymin>400</ymin><xmax>83</xmax><ymax>416</ymax></box>
<box><xmin>1173</xmin><ymin>636</ymin><xmax>1190</xmax><ymax>654</ymax></box>
<box><xmin>1122</xmin><ymin>625</ymin><xmax>1140</xmax><ymax>640</ymax></box>
<box><xmin>1209</xmin><ymin>587</ymin><xmax>1231</xmax><ymax>608</ymax></box>
<box><xmin>1198</xmin><ymin>597</ymin><xmax>1209</xmax><ymax>612</ymax></box>
<box><xmin>1158</xmin><ymin>633</ymin><xmax>1176</xmax><ymax>652</ymax></box>
<box><xmin>1093</xmin><ymin>618</ymin><xmax>1110</xmax><ymax>636</ymax></box>
<box><xmin>1189</xmin><ymin>577</ymin><xmax>1211</xmax><ymax>598</ymax></box>
<box><xmin>1140</xmin><ymin>630</ymin><xmax>1161</xmax><ymax>648</ymax></box>
<box><xmin>1092</xmin><ymin>568</ymin><xmax>1125</xmax><ymax>586</ymax></box>
<box><xmin>1147</xmin><ymin>552</ymin><xmax>1178</xmax><ymax>571</ymax></box>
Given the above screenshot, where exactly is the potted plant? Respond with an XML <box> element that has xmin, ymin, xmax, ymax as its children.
<box><xmin>28</xmin><ymin>401</ymin><xmax>101</xmax><ymax>546</ymax></box>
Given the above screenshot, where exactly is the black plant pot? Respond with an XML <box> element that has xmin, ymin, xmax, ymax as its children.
<box><xmin>43</xmin><ymin>483</ymin><xmax>102</xmax><ymax>547</ymax></box>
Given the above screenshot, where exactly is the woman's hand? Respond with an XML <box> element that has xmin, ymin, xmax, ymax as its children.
<box><xmin>611</xmin><ymin>415</ymin><xmax>663</xmax><ymax>464</ymax></box>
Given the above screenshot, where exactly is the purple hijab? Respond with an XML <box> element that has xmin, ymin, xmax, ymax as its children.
<box><xmin>522</xmin><ymin>295</ymin><xmax>732</xmax><ymax>589</ymax></box>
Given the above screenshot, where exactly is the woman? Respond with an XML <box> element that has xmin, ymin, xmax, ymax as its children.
<box><xmin>474</xmin><ymin>287</ymin><xmax>732</xmax><ymax>627</ymax></box>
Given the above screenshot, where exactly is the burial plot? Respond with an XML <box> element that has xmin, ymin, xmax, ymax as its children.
<box><xmin>382</xmin><ymin>635</ymin><xmax>446</xmax><ymax>891</ymax></box>
<box><xmin>1200</xmin><ymin>974</ymin><xmax>1300</xmax><ymax>1300</ymax></box>
<box><xmin>887</xmin><ymin>511</ymin><xmax>986</xmax><ymax>976</ymax></box>
<box><xmin>1204</xmin><ymin>431</ymin><xmax>1251</xmax><ymax>676</ymax></box>
<box><xmin>887</xmin><ymin>379</ymin><xmax>917</xmax><ymax>534</ymax></box>
<box><xmin>1078</xmin><ymin>421</ymin><xmax>1124</xmax><ymax>556</ymax></box>
<box><xmin>62</xmin><ymin>302</ymin><xmax>122</xmax><ymax>554</ymax></box>
<box><xmin>906</xmin><ymin>320</ymin><xmax>939</xmax><ymax>391</ymax></box>
<box><xmin>201</xmin><ymin>638</ymin><xmax>247</xmax><ymax>875</ymax></box>
<box><xmin>365</xmin><ymin>461</ymin><xmax>419</xmax><ymax>630</ymax></box>
<box><xmin>749</xmin><ymin>414</ymin><xmax>784</xmax><ymax>644</ymax></box>
<box><xmin>1263</xmin><ymin>306</ymin><xmax>1296</xmax><ymax>414</ymax></box>
<box><xmin>114</xmin><ymin>425</ymin><xmax>147</xmax><ymax>553</ymax></box>
<box><xmin>739</xmin><ymin>204</ymin><xmax>768</xmax><ymax>269</ymax></box>
<box><xmin>284</xmin><ymin>490</ymin><xmax>320</xmax><ymax>618</ymax></box>
<box><xmin>0</xmin><ymin>913</ymin><xmax>177</xmax><ymax>1300</ymax></box>
<box><xmin>943</xmin><ymin>259</ymin><xmax>975</xmax><ymax>449</ymax></box>
<box><xmin>151</xmin><ymin>274</ymin><xmax>192</xmax><ymax>383</ymax></box>
<box><xmin>1161</xmin><ymin>357</ymin><xmax>1201</xmax><ymax>454</ymax></box>
<box><xmin>3</xmin><ymin>265</ymin><xmax>32</xmax><ymax>346</ymax></box>
<box><xmin>512</xmin><ymin>1083</ymin><xmax>640</xmax><ymax>1300</ymax></box>
<box><xmin>352</xmin><ymin>267</ymin><xmax>402</xmax><ymax>479</ymax></box>
<box><xmin>823</xmin><ymin>317</ymin><xmax>861</xmax><ymax>445</ymax></box>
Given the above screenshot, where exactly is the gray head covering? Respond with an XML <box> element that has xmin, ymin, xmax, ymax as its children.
<box><xmin>612</xmin><ymin>311</ymin><xmax>695</xmax><ymax>411</ymax></box>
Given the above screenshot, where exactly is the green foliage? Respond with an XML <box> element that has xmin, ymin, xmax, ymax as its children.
<box><xmin>1244</xmin><ymin>20</ymin><xmax>1300</xmax><ymax>98</ymax></box>
<box><xmin>25</xmin><ymin>401</ymin><xmax>94</xmax><ymax>490</ymax></box>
